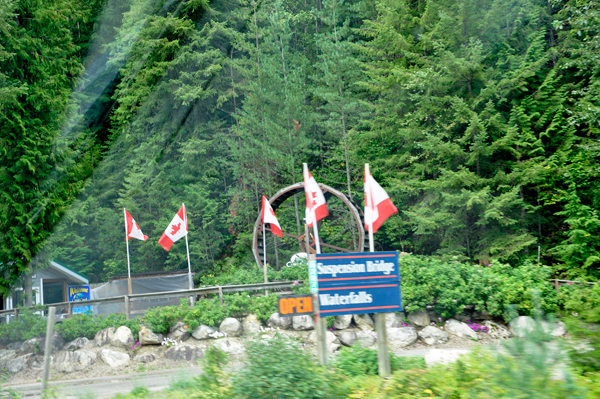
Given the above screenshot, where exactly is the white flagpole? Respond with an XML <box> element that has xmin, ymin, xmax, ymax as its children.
<box><xmin>123</xmin><ymin>208</ymin><xmax>132</xmax><ymax>295</ymax></box>
<box><xmin>303</xmin><ymin>163</ymin><xmax>323</xmax><ymax>254</ymax></box>
<box><xmin>312</xmin><ymin>210</ymin><xmax>322</xmax><ymax>254</ymax></box>
<box><xmin>366</xmin><ymin>163</ymin><xmax>391</xmax><ymax>377</ymax></box>
<box><xmin>183</xmin><ymin>203</ymin><xmax>195</xmax><ymax>305</ymax></box>
<box><xmin>183</xmin><ymin>203</ymin><xmax>193</xmax><ymax>293</ymax></box>
<box><xmin>366</xmin><ymin>164</ymin><xmax>375</xmax><ymax>252</ymax></box>
<box><xmin>263</xmin><ymin>212</ymin><xmax>269</xmax><ymax>295</ymax></box>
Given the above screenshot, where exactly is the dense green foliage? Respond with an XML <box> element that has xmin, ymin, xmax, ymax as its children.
<box><xmin>56</xmin><ymin>313</ymin><xmax>141</xmax><ymax>341</ymax></box>
<box><xmin>400</xmin><ymin>254</ymin><xmax>559</xmax><ymax>318</ymax></box>
<box><xmin>231</xmin><ymin>336</ymin><xmax>335</xmax><ymax>399</ymax></box>
<box><xmin>0</xmin><ymin>310</ymin><xmax>141</xmax><ymax>343</ymax></box>
<box><xmin>334</xmin><ymin>344</ymin><xmax>424</xmax><ymax>377</ymax></box>
<box><xmin>2</xmin><ymin>0</ymin><xmax>600</xmax><ymax>297</ymax></box>
<box><xmin>0</xmin><ymin>307</ymin><xmax>46</xmax><ymax>344</ymax></box>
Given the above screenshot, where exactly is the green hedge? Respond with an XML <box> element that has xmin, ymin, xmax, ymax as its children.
<box><xmin>400</xmin><ymin>255</ymin><xmax>560</xmax><ymax>318</ymax></box>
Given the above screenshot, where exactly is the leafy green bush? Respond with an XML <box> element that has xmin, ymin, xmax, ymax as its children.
<box><xmin>231</xmin><ymin>335</ymin><xmax>334</xmax><ymax>399</ymax></box>
<box><xmin>334</xmin><ymin>344</ymin><xmax>424</xmax><ymax>377</ymax></box>
<box><xmin>194</xmin><ymin>346</ymin><xmax>232</xmax><ymax>398</ymax></box>
<box><xmin>248</xmin><ymin>295</ymin><xmax>278</xmax><ymax>323</ymax></box>
<box><xmin>559</xmin><ymin>284</ymin><xmax>600</xmax><ymax>315</ymax></box>
<box><xmin>223</xmin><ymin>293</ymin><xmax>253</xmax><ymax>319</ymax></box>
<box><xmin>400</xmin><ymin>254</ymin><xmax>559</xmax><ymax>319</ymax></box>
<box><xmin>0</xmin><ymin>307</ymin><xmax>47</xmax><ymax>344</ymax></box>
<box><xmin>197</xmin><ymin>263</ymin><xmax>307</xmax><ymax>288</ymax></box>
<box><xmin>57</xmin><ymin>313</ymin><xmax>141</xmax><ymax>342</ymax></box>
<box><xmin>183</xmin><ymin>297</ymin><xmax>228</xmax><ymax>329</ymax></box>
<box><xmin>564</xmin><ymin>306</ymin><xmax>600</xmax><ymax>373</ymax></box>
<box><xmin>141</xmin><ymin>300</ymin><xmax>187</xmax><ymax>334</ymax></box>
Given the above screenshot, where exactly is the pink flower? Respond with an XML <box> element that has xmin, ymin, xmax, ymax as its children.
<box><xmin>452</xmin><ymin>299</ymin><xmax>457</xmax><ymax>303</ymax></box>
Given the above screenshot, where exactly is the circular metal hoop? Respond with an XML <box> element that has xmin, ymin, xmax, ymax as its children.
<box><xmin>252</xmin><ymin>183</ymin><xmax>366</xmax><ymax>268</ymax></box>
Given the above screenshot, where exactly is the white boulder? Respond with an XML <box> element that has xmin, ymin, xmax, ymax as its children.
<box><xmin>353</xmin><ymin>314</ymin><xmax>374</xmax><ymax>331</ymax></box>
<box><xmin>338</xmin><ymin>331</ymin><xmax>357</xmax><ymax>347</ymax></box>
<box><xmin>54</xmin><ymin>351</ymin><xmax>97</xmax><ymax>373</ymax></box>
<box><xmin>101</xmin><ymin>349</ymin><xmax>130</xmax><ymax>368</ymax></box>
<box><xmin>110</xmin><ymin>326</ymin><xmax>135</xmax><ymax>349</ymax></box>
<box><xmin>168</xmin><ymin>322</ymin><xmax>191</xmax><ymax>341</ymax></box>
<box><xmin>384</xmin><ymin>312</ymin><xmax>404</xmax><ymax>328</ymax></box>
<box><xmin>418</xmin><ymin>326</ymin><xmax>449</xmax><ymax>345</ymax></box>
<box><xmin>292</xmin><ymin>315</ymin><xmax>314</xmax><ymax>331</ymax></box>
<box><xmin>6</xmin><ymin>354</ymin><xmax>32</xmax><ymax>373</ymax></box>
<box><xmin>139</xmin><ymin>326</ymin><xmax>163</xmax><ymax>345</ymax></box>
<box><xmin>445</xmin><ymin>319</ymin><xmax>478</xmax><ymax>340</ymax></box>
<box><xmin>63</xmin><ymin>337</ymin><xmax>90</xmax><ymax>351</ymax></box>
<box><xmin>332</xmin><ymin>315</ymin><xmax>353</xmax><ymax>330</ymax></box>
<box><xmin>408</xmin><ymin>311</ymin><xmax>430</xmax><ymax>327</ymax></box>
<box><xmin>266</xmin><ymin>313</ymin><xmax>292</xmax><ymax>330</ymax></box>
<box><xmin>192</xmin><ymin>325</ymin><xmax>218</xmax><ymax>340</ymax></box>
<box><xmin>482</xmin><ymin>320</ymin><xmax>512</xmax><ymax>340</ymax></box>
<box><xmin>387</xmin><ymin>327</ymin><xmax>418</xmax><ymax>347</ymax></box>
<box><xmin>95</xmin><ymin>327</ymin><xmax>115</xmax><ymax>346</ymax></box>
<box><xmin>212</xmin><ymin>339</ymin><xmax>245</xmax><ymax>355</ymax></box>
<box><xmin>220</xmin><ymin>318</ymin><xmax>243</xmax><ymax>337</ymax></box>
<box><xmin>165</xmin><ymin>345</ymin><xmax>204</xmax><ymax>361</ymax></box>
<box><xmin>242</xmin><ymin>314</ymin><xmax>262</xmax><ymax>335</ymax></box>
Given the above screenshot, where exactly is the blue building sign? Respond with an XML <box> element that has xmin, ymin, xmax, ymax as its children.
<box><xmin>316</xmin><ymin>252</ymin><xmax>402</xmax><ymax>316</ymax></box>
<box><xmin>68</xmin><ymin>285</ymin><xmax>91</xmax><ymax>314</ymax></box>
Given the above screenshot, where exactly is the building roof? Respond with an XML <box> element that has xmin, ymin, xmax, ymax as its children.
<box><xmin>49</xmin><ymin>260</ymin><xmax>89</xmax><ymax>284</ymax></box>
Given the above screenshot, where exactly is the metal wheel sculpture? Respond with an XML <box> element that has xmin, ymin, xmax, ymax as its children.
<box><xmin>252</xmin><ymin>182</ymin><xmax>366</xmax><ymax>269</ymax></box>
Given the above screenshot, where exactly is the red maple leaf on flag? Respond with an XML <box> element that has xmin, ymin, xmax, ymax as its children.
<box><xmin>170</xmin><ymin>223</ymin><xmax>181</xmax><ymax>235</ymax></box>
<box><xmin>269</xmin><ymin>208</ymin><xmax>276</xmax><ymax>217</ymax></box>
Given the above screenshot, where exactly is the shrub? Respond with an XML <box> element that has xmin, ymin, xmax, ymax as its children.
<box><xmin>564</xmin><ymin>305</ymin><xmax>600</xmax><ymax>373</ymax></box>
<box><xmin>183</xmin><ymin>297</ymin><xmax>228</xmax><ymax>329</ymax></box>
<box><xmin>248</xmin><ymin>295</ymin><xmax>279</xmax><ymax>323</ymax></box>
<box><xmin>57</xmin><ymin>313</ymin><xmax>141</xmax><ymax>342</ymax></box>
<box><xmin>231</xmin><ymin>335</ymin><xmax>333</xmax><ymax>399</ymax></box>
<box><xmin>141</xmin><ymin>300</ymin><xmax>187</xmax><ymax>334</ymax></box>
<box><xmin>0</xmin><ymin>307</ymin><xmax>47</xmax><ymax>344</ymax></box>
<box><xmin>194</xmin><ymin>346</ymin><xmax>232</xmax><ymax>398</ymax></box>
<box><xmin>334</xmin><ymin>344</ymin><xmax>424</xmax><ymax>377</ymax></box>
<box><xmin>224</xmin><ymin>293</ymin><xmax>253</xmax><ymax>319</ymax></box>
<box><xmin>559</xmin><ymin>283</ymin><xmax>600</xmax><ymax>315</ymax></box>
<box><xmin>400</xmin><ymin>254</ymin><xmax>559</xmax><ymax>319</ymax></box>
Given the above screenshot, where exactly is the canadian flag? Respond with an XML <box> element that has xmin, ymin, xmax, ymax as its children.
<box><xmin>364</xmin><ymin>164</ymin><xmax>398</xmax><ymax>233</ymax></box>
<box><xmin>303</xmin><ymin>163</ymin><xmax>328</xmax><ymax>227</ymax></box>
<box><xmin>158</xmin><ymin>204</ymin><xmax>188</xmax><ymax>251</ymax></box>
<box><xmin>124</xmin><ymin>209</ymin><xmax>148</xmax><ymax>241</ymax></box>
<box><xmin>262</xmin><ymin>196</ymin><xmax>282</xmax><ymax>237</ymax></box>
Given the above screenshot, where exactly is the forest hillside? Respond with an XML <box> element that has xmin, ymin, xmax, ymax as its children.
<box><xmin>0</xmin><ymin>0</ymin><xmax>599</xmax><ymax>288</ymax></box>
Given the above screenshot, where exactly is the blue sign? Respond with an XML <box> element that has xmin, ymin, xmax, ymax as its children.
<box><xmin>68</xmin><ymin>285</ymin><xmax>91</xmax><ymax>314</ymax></box>
<box><xmin>316</xmin><ymin>252</ymin><xmax>402</xmax><ymax>316</ymax></box>
<box><xmin>308</xmin><ymin>260</ymin><xmax>318</xmax><ymax>293</ymax></box>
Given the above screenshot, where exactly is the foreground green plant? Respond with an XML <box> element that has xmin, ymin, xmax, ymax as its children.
<box><xmin>334</xmin><ymin>344</ymin><xmax>425</xmax><ymax>377</ymax></box>
<box><xmin>231</xmin><ymin>335</ymin><xmax>334</xmax><ymax>399</ymax></box>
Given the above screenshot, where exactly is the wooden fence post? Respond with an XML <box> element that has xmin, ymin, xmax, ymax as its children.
<box><xmin>218</xmin><ymin>286</ymin><xmax>223</xmax><ymax>305</ymax></box>
<box><xmin>124</xmin><ymin>296</ymin><xmax>130</xmax><ymax>320</ymax></box>
<box><xmin>68</xmin><ymin>302</ymin><xmax>73</xmax><ymax>317</ymax></box>
<box><xmin>554</xmin><ymin>279</ymin><xmax>559</xmax><ymax>293</ymax></box>
<box><xmin>42</xmin><ymin>306</ymin><xmax>56</xmax><ymax>392</ymax></box>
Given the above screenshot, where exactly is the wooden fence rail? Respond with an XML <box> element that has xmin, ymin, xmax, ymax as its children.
<box><xmin>0</xmin><ymin>280</ymin><xmax>303</xmax><ymax>321</ymax></box>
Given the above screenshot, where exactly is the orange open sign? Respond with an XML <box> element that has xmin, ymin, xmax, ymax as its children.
<box><xmin>278</xmin><ymin>294</ymin><xmax>314</xmax><ymax>317</ymax></box>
